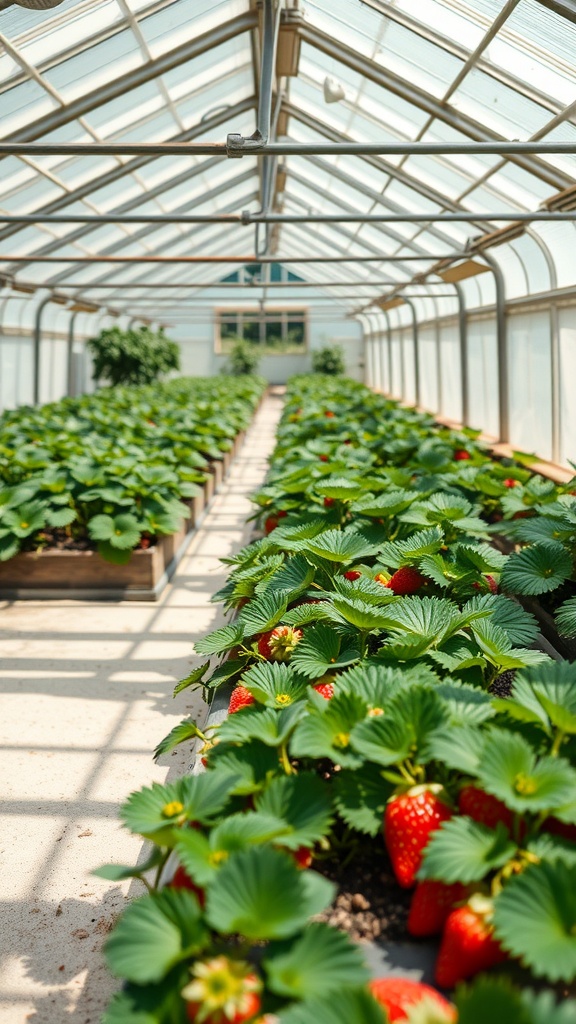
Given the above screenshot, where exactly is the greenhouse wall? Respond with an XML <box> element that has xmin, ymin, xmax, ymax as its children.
<box><xmin>365</xmin><ymin>298</ymin><xmax>576</xmax><ymax>471</ymax></box>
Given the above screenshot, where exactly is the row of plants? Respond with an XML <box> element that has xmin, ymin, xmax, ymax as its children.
<box><xmin>98</xmin><ymin>374</ymin><xmax>576</xmax><ymax>1022</ymax></box>
<box><xmin>0</xmin><ymin>375</ymin><xmax>266</xmax><ymax>564</ymax></box>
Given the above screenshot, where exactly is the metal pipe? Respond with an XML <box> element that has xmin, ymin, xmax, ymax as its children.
<box><xmin>66</xmin><ymin>310</ymin><xmax>79</xmax><ymax>398</ymax></box>
<box><xmin>403</xmin><ymin>298</ymin><xmax>420</xmax><ymax>408</ymax></box>
<box><xmin>0</xmin><ymin>254</ymin><xmax>467</xmax><ymax>264</ymax></box>
<box><xmin>481</xmin><ymin>253</ymin><xmax>509</xmax><ymax>443</ymax></box>
<box><xmin>3</xmin><ymin>141</ymin><xmax>576</xmax><ymax>157</ymax></box>
<box><xmin>454</xmin><ymin>283</ymin><xmax>469</xmax><ymax>427</ymax></box>
<box><xmin>26</xmin><ymin>281</ymin><xmax>400</xmax><ymax>288</ymax></box>
<box><xmin>3</xmin><ymin>211</ymin><xmax>576</xmax><ymax>224</ymax></box>
<box><xmin>33</xmin><ymin>296</ymin><xmax>53</xmax><ymax>406</ymax></box>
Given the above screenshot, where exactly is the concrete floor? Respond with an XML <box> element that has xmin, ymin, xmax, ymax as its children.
<box><xmin>0</xmin><ymin>394</ymin><xmax>282</xmax><ymax>1024</ymax></box>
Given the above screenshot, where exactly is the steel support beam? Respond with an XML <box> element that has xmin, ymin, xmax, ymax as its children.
<box><xmin>1</xmin><ymin>13</ymin><xmax>257</xmax><ymax>146</ymax></box>
<box><xmin>3</xmin><ymin>211</ymin><xmax>576</xmax><ymax>225</ymax></box>
<box><xmin>298</xmin><ymin>23</ymin><xmax>573</xmax><ymax>191</ymax></box>
<box><xmin>2</xmin><ymin>141</ymin><xmax>576</xmax><ymax>158</ymax></box>
<box><xmin>479</xmin><ymin>253</ymin><xmax>508</xmax><ymax>442</ymax></box>
<box><xmin>0</xmin><ymin>254</ymin><xmax>466</xmax><ymax>264</ymax></box>
<box><xmin>453</xmin><ymin>283</ymin><xmax>469</xmax><ymax>427</ymax></box>
<box><xmin>402</xmin><ymin>298</ymin><xmax>420</xmax><ymax>408</ymax></box>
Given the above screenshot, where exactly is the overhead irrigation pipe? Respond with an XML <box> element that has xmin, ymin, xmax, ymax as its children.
<box><xmin>2</xmin><ymin>211</ymin><xmax>576</xmax><ymax>224</ymax></box>
<box><xmin>0</xmin><ymin>254</ymin><xmax>468</xmax><ymax>264</ymax></box>
<box><xmin>3</xmin><ymin>142</ymin><xmax>576</xmax><ymax>157</ymax></box>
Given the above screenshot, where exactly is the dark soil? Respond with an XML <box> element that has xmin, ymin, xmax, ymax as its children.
<box><xmin>27</xmin><ymin>529</ymin><xmax>158</xmax><ymax>554</ymax></box>
<box><xmin>314</xmin><ymin>833</ymin><xmax>411</xmax><ymax>944</ymax></box>
<box><xmin>488</xmin><ymin>669</ymin><xmax>516</xmax><ymax>698</ymax></box>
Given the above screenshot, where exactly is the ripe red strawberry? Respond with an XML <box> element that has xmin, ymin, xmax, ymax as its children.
<box><xmin>385</xmin><ymin>566</ymin><xmax>425</xmax><ymax>596</ymax></box>
<box><xmin>264</xmin><ymin>509</ymin><xmax>287</xmax><ymax>534</ymax></box>
<box><xmin>458</xmin><ymin>785</ymin><xmax>514</xmax><ymax>833</ymax></box>
<box><xmin>258</xmin><ymin>625</ymin><xmax>302</xmax><ymax>662</ymax></box>
<box><xmin>324</xmin><ymin>410</ymin><xmax>335</xmax><ymax>418</ymax></box>
<box><xmin>543</xmin><ymin>816</ymin><xmax>576</xmax><ymax>842</ymax></box>
<box><xmin>313</xmin><ymin>679</ymin><xmax>334</xmax><ymax>700</ymax></box>
<box><xmin>454</xmin><ymin>449</ymin><xmax>471</xmax><ymax>461</ymax></box>
<box><xmin>170</xmin><ymin>864</ymin><xmax>206</xmax><ymax>908</ymax></box>
<box><xmin>408</xmin><ymin>880</ymin><xmax>470</xmax><ymax>938</ymax></box>
<box><xmin>228</xmin><ymin>686</ymin><xmax>255</xmax><ymax>714</ymax></box>
<box><xmin>369</xmin><ymin>977</ymin><xmax>456</xmax><ymax>1023</ymax></box>
<box><xmin>323</xmin><ymin>497</ymin><xmax>335</xmax><ymax>507</ymax></box>
<box><xmin>384</xmin><ymin>785</ymin><xmax>453</xmax><ymax>889</ymax></box>
<box><xmin>344</xmin><ymin>569</ymin><xmax>361</xmax><ymax>581</ymax></box>
<box><xmin>183</xmin><ymin>956</ymin><xmax>262</xmax><ymax>1023</ymax></box>
<box><xmin>319</xmin><ymin>454</ymin><xmax>329</xmax><ymax>462</ymax></box>
<box><xmin>473</xmin><ymin>575</ymin><xmax>498</xmax><ymax>594</ymax></box>
<box><xmin>292</xmin><ymin>846</ymin><xmax>313</xmax><ymax>869</ymax></box>
<box><xmin>503</xmin><ymin>478</ymin><xmax>517</xmax><ymax>488</ymax></box>
<box><xmin>435</xmin><ymin>897</ymin><xmax>506</xmax><ymax>988</ymax></box>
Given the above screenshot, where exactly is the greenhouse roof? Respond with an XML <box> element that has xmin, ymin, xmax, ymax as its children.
<box><xmin>1</xmin><ymin>0</ymin><xmax>576</xmax><ymax>323</ymax></box>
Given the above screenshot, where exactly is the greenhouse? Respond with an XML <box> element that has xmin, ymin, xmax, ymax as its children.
<box><xmin>3</xmin><ymin>0</ymin><xmax>576</xmax><ymax>1022</ymax></box>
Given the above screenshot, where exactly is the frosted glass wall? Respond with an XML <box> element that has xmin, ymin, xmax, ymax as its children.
<box><xmin>418</xmin><ymin>326</ymin><xmax>439</xmax><ymax>413</ymax></box>
<box><xmin>467</xmin><ymin>317</ymin><xmax>500</xmax><ymax>438</ymax></box>
<box><xmin>559</xmin><ymin>307</ymin><xmax>576</xmax><ymax>468</ymax></box>
<box><xmin>508</xmin><ymin>310</ymin><xmax>552</xmax><ymax>461</ymax></box>
<box><xmin>390</xmin><ymin>332</ymin><xmax>403</xmax><ymax>397</ymax></box>
<box><xmin>438</xmin><ymin>321</ymin><xmax>462</xmax><ymax>423</ymax></box>
<box><xmin>402</xmin><ymin>328</ymin><xmax>417</xmax><ymax>405</ymax></box>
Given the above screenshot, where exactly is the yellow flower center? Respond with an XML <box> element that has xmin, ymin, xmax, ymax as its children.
<box><xmin>333</xmin><ymin>731</ymin><xmax>350</xmax><ymax>748</ymax></box>
<box><xmin>368</xmin><ymin>707</ymin><xmax>384</xmax><ymax>717</ymax></box>
<box><xmin>209</xmin><ymin>849</ymin><xmax>229</xmax><ymax>867</ymax></box>
<box><xmin>162</xmin><ymin>800</ymin><xmax>184</xmax><ymax>818</ymax></box>
<box><xmin>275</xmin><ymin>693</ymin><xmax>291</xmax><ymax>705</ymax></box>
<box><xmin>514</xmin><ymin>774</ymin><xmax>537</xmax><ymax>795</ymax></box>
<box><xmin>21</xmin><ymin>522</ymin><xmax>29</xmax><ymax>529</ymax></box>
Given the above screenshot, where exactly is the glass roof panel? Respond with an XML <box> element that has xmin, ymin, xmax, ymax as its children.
<box><xmin>450</xmin><ymin>69</ymin><xmax>553</xmax><ymax>140</ymax></box>
<box><xmin>138</xmin><ymin>0</ymin><xmax>247</xmax><ymax>57</ymax></box>
<box><xmin>1</xmin><ymin>78</ymin><xmax>59</xmax><ymax>135</ymax></box>
<box><xmin>42</xmin><ymin>29</ymin><xmax>142</xmax><ymax>103</ymax></box>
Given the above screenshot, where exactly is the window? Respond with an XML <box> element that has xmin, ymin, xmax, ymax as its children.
<box><xmin>216</xmin><ymin>308</ymin><xmax>308</xmax><ymax>355</ymax></box>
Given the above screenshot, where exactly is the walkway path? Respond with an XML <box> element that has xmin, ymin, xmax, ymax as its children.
<box><xmin>0</xmin><ymin>392</ymin><xmax>282</xmax><ymax>1024</ymax></box>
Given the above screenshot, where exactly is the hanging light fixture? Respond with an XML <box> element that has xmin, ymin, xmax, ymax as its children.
<box><xmin>323</xmin><ymin>76</ymin><xmax>346</xmax><ymax>103</ymax></box>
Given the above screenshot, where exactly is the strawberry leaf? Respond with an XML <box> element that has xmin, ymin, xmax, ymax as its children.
<box><xmin>172</xmin><ymin>661</ymin><xmax>210</xmax><ymax>697</ymax></box>
<box><xmin>205</xmin><ymin>847</ymin><xmax>335</xmax><ymax>939</ymax></box>
<box><xmin>419</xmin><ymin>817</ymin><xmax>517</xmax><ymax>884</ymax></box>
<box><xmin>304</xmin><ymin>528</ymin><xmax>379</xmax><ymax>563</ymax></box>
<box><xmin>174</xmin><ymin>812</ymin><xmax>287</xmax><ymax>885</ymax></box>
<box><xmin>238</xmin><ymin>592</ymin><xmax>289</xmax><ymax>636</ymax></box>
<box><xmin>425</xmin><ymin>724</ymin><xmax>485</xmax><ymax>774</ymax></box>
<box><xmin>264</xmin><ymin>923</ymin><xmax>369</xmax><ymax>999</ymax></box>
<box><xmin>291</xmin><ymin>623</ymin><xmax>361</xmax><ymax>678</ymax></box>
<box><xmin>376</xmin><ymin>526</ymin><xmax>444</xmax><ymax>567</ymax></box>
<box><xmin>277</xmin><ymin>988</ymin><xmax>386</xmax><ymax>1024</ymax></box>
<box><xmin>193</xmin><ymin>623</ymin><xmax>244</xmax><ymax>655</ymax></box>
<box><xmin>218</xmin><ymin>703</ymin><xmax>306</xmax><ymax>747</ymax></box>
<box><xmin>254</xmin><ymin>772</ymin><xmax>333</xmax><ymax>849</ymax></box>
<box><xmin>501</xmin><ymin>542</ymin><xmax>573</xmax><ymax>596</ymax></box>
<box><xmin>153</xmin><ymin>718</ymin><xmax>205</xmax><ymax>760</ymax></box>
<box><xmin>207</xmin><ymin>740</ymin><xmax>280</xmax><ymax>794</ymax></box>
<box><xmin>241</xmin><ymin>661</ymin><xmax>309</xmax><ymax>708</ymax></box>
<box><xmin>556</xmin><ymin>597</ymin><xmax>576</xmax><ymax>639</ymax></box>
<box><xmin>475</xmin><ymin>728</ymin><xmax>576</xmax><ymax>814</ymax></box>
<box><xmin>334</xmin><ymin>764</ymin><xmax>393</xmax><ymax>836</ymax></box>
<box><xmin>290</xmin><ymin>692</ymin><xmax>368</xmax><ymax>768</ymax></box>
<box><xmin>493</xmin><ymin>861</ymin><xmax>576</xmax><ymax>981</ymax></box>
<box><xmin>104</xmin><ymin>889</ymin><xmax>206</xmax><ymax>983</ymax></box>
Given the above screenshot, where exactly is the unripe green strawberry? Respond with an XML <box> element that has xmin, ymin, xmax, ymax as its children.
<box><xmin>370</xmin><ymin>977</ymin><xmax>456</xmax><ymax>1022</ymax></box>
<box><xmin>258</xmin><ymin>625</ymin><xmax>302</xmax><ymax>662</ymax></box>
<box><xmin>435</xmin><ymin>896</ymin><xmax>506</xmax><ymax>988</ymax></box>
<box><xmin>408</xmin><ymin>880</ymin><xmax>470</xmax><ymax>937</ymax></box>
<box><xmin>384</xmin><ymin>784</ymin><xmax>453</xmax><ymax>889</ymax></box>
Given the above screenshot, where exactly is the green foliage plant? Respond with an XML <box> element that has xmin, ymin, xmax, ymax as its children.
<box><xmin>225</xmin><ymin>337</ymin><xmax>261</xmax><ymax>376</ymax></box>
<box><xmin>88</xmin><ymin>325</ymin><xmax>180</xmax><ymax>387</ymax></box>
<box><xmin>311</xmin><ymin>345</ymin><xmax>345</xmax><ymax>375</ymax></box>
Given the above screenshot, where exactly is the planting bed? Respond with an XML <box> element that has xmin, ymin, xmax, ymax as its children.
<box><xmin>0</xmin><ymin>377</ymin><xmax>264</xmax><ymax>599</ymax></box>
<box><xmin>98</xmin><ymin>375</ymin><xmax>576</xmax><ymax>1024</ymax></box>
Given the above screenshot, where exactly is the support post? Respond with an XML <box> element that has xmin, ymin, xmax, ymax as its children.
<box><xmin>67</xmin><ymin>310</ymin><xmax>79</xmax><ymax>397</ymax></box>
<box><xmin>33</xmin><ymin>295</ymin><xmax>52</xmax><ymax>406</ymax></box>
<box><xmin>454</xmin><ymin>283</ymin><xmax>469</xmax><ymax>426</ymax></box>
<box><xmin>403</xmin><ymin>298</ymin><xmax>420</xmax><ymax>408</ymax></box>
<box><xmin>481</xmin><ymin>253</ymin><xmax>508</xmax><ymax>443</ymax></box>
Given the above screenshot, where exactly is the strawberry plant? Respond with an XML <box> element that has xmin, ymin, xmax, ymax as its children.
<box><xmin>0</xmin><ymin>376</ymin><xmax>265</xmax><ymax>563</ymax></box>
<box><xmin>97</xmin><ymin>374</ymin><xmax>576</xmax><ymax>1021</ymax></box>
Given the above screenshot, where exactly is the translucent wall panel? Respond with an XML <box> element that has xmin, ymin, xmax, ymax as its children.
<box><xmin>418</xmin><ymin>326</ymin><xmax>439</xmax><ymax>413</ymax></box>
<box><xmin>438</xmin><ymin>321</ymin><xmax>463</xmax><ymax>423</ymax></box>
<box><xmin>391</xmin><ymin>332</ymin><xmax>403</xmax><ymax>398</ymax></box>
<box><xmin>39</xmin><ymin>337</ymin><xmax>69</xmax><ymax>406</ymax></box>
<box><xmin>508</xmin><ymin>311</ymin><xmax>552</xmax><ymax>461</ymax></box>
<box><xmin>559</xmin><ymin>307</ymin><xmax>576</xmax><ymax>468</ymax></box>
<box><xmin>379</xmin><ymin>336</ymin><xmax>390</xmax><ymax>394</ymax></box>
<box><xmin>467</xmin><ymin>318</ymin><xmax>499</xmax><ymax>437</ymax></box>
<box><xmin>0</xmin><ymin>336</ymin><xmax>34</xmax><ymax>411</ymax></box>
<box><xmin>373</xmin><ymin>336</ymin><xmax>383</xmax><ymax>391</ymax></box>
<box><xmin>365</xmin><ymin>338</ymin><xmax>375</xmax><ymax>388</ymax></box>
<box><xmin>402</xmin><ymin>328</ymin><xmax>417</xmax><ymax>406</ymax></box>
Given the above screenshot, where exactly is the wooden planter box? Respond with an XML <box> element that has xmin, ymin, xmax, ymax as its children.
<box><xmin>0</xmin><ymin>429</ymin><xmax>248</xmax><ymax>601</ymax></box>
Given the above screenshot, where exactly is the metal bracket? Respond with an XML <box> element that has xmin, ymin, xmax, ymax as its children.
<box><xmin>226</xmin><ymin>132</ymin><xmax>267</xmax><ymax>157</ymax></box>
